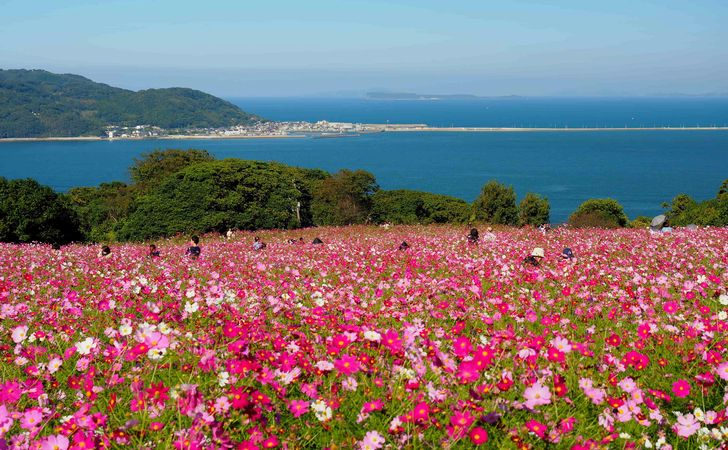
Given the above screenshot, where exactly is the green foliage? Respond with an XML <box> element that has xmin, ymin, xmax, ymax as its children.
<box><xmin>718</xmin><ymin>179</ymin><xmax>728</xmax><ymax>196</ymax></box>
<box><xmin>312</xmin><ymin>170</ymin><xmax>379</xmax><ymax>226</ymax></box>
<box><xmin>67</xmin><ymin>182</ymin><xmax>136</xmax><ymax>242</ymax></box>
<box><xmin>568</xmin><ymin>198</ymin><xmax>628</xmax><ymax>228</ymax></box>
<box><xmin>518</xmin><ymin>193</ymin><xmax>550</xmax><ymax>226</ymax></box>
<box><xmin>130</xmin><ymin>149</ymin><xmax>215</xmax><ymax>191</ymax></box>
<box><xmin>472</xmin><ymin>180</ymin><xmax>518</xmax><ymax>225</ymax></box>
<box><xmin>663</xmin><ymin>186</ymin><xmax>728</xmax><ymax>226</ymax></box>
<box><xmin>118</xmin><ymin>159</ymin><xmax>315</xmax><ymax>241</ymax></box>
<box><xmin>629</xmin><ymin>216</ymin><xmax>652</xmax><ymax>229</ymax></box>
<box><xmin>0</xmin><ymin>69</ymin><xmax>263</xmax><ymax>138</ymax></box>
<box><xmin>371</xmin><ymin>190</ymin><xmax>470</xmax><ymax>225</ymax></box>
<box><xmin>0</xmin><ymin>177</ymin><xmax>81</xmax><ymax>243</ymax></box>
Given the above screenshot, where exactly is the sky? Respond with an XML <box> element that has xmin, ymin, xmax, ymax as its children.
<box><xmin>1</xmin><ymin>0</ymin><xmax>727</xmax><ymax>97</ymax></box>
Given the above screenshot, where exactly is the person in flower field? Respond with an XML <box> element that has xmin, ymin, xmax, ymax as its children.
<box><xmin>185</xmin><ymin>235</ymin><xmax>201</xmax><ymax>259</ymax></box>
<box><xmin>523</xmin><ymin>247</ymin><xmax>544</xmax><ymax>267</ymax></box>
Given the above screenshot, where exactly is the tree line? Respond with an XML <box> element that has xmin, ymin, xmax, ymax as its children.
<box><xmin>1</xmin><ymin>149</ymin><xmax>726</xmax><ymax>244</ymax></box>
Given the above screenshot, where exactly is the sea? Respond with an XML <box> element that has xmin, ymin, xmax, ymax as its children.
<box><xmin>1</xmin><ymin>97</ymin><xmax>727</xmax><ymax>223</ymax></box>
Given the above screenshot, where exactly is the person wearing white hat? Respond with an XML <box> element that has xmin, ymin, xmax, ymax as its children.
<box><xmin>523</xmin><ymin>247</ymin><xmax>545</xmax><ymax>267</ymax></box>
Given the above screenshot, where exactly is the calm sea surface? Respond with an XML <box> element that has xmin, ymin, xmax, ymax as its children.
<box><xmin>1</xmin><ymin>98</ymin><xmax>727</xmax><ymax>223</ymax></box>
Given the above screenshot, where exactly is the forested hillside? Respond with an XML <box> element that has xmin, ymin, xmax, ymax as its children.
<box><xmin>0</xmin><ymin>69</ymin><xmax>262</xmax><ymax>138</ymax></box>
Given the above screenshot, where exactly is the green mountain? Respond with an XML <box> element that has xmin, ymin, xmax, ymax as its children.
<box><xmin>0</xmin><ymin>69</ymin><xmax>264</xmax><ymax>138</ymax></box>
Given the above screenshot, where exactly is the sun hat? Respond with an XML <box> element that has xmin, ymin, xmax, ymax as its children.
<box><xmin>531</xmin><ymin>247</ymin><xmax>545</xmax><ymax>258</ymax></box>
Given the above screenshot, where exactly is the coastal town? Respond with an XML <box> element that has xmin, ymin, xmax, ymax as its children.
<box><xmin>104</xmin><ymin>120</ymin><xmax>430</xmax><ymax>140</ymax></box>
<box><xmin>101</xmin><ymin>121</ymin><xmax>728</xmax><ymax>140</ymax></box>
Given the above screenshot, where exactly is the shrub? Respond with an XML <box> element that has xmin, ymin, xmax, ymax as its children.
<box><xmin>311</xmin><ymin>170</ymin><xmax>379</xmax><ymax>226</ymax></box>
<box><xmin>129</xmin><ymin>149</ymin><xmax>215</xmax><ymax>192</ymax></box>
<box><xmin>67</xmin><ymin>182</ymin><xmax>136</xmax><ymax>242</ymax></box>
<box><xmin>568</xmin><ymin>198</ymin><xmax>628</xmax><ymax>228</ymax></box>
<box><xmin>472</xmin><ymin>180</ymin><xmax>518</xmax><ymax>225</ymax></box>
<box><xmin>629</xmin><ymin>216</ymin><xmax>652</xmax><ymax>229</ymax></box>
<box><xmin>371</xmin><ymin>190</ymin><xmax>470</xmax><ymax>224</ymax></box>
<box><xmin>663</xmin><ymin>185</ymin><xmax>728</xmax><ymax>227</ymax></box>
<box><xmin>0</xmin><ymin>177</ymin><xmax>81</xmax><ymax>243</ymax></box>
<box><xmin>119</xmin><ymin>159</ymin><xmax>315</xmax><ymax>241</ymax></box>
<box><xmin>518</xmin><ymin>193</ymin><xmax>550</xmax><ymax>226</ymax></box>
<box><xmin>718</xmin><ymin>179</ymin><xmax>728</xmax><ymax>196</ymax></box>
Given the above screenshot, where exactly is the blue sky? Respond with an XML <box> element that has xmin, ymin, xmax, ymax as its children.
<box><xmin>2</xmin><ymin>0</ymin><xmax>727</xmax><ymax>96</ymax></box>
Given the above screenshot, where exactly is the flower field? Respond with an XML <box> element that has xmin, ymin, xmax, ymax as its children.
<box><xmin>1</xmin><ymin>225</ymin><xmax>727</xmax><ymax>449</ymax></box>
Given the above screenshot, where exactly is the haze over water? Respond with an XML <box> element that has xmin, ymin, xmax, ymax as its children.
<box><xmin>2</xmin><ymin>97</ymin><xmax>727</xmax><ymax>223</ymax></box>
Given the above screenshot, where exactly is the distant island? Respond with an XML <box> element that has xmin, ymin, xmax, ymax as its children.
<box><xmin>365</xmin><ymin>92</ymin><xmax>521</xmax><ymax>100</ymax></box>
<box><xmin>0</xmin><ymin>69</ymin><xmax>263</xmax><ymax>138</ymax></box>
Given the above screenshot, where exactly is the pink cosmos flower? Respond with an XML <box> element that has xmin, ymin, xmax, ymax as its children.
<box><xmin>663</xmin><ymin>301</ymin><xmax>679</xmax><ymax>314</ymax></box>
<box><xmin>412</xmin><ymin>402</ymin><xmax>429</xmax><ymax>422</ymax></box>
<box><xmin>41</xmin><ymin>434</ymin><xmax>69</xmax><ymax>450</ymax></box>
<box><xmin>716</xmin><ymin>361</ymin><xmax>728</xmax><ymax>381</ymax></box>
<box><xmin>671</xmin><ymin>379</ymin><xmax>690</xmax><ymax>398</ymax></box>
<box><xmin>0</xmin><ymin>381</ymin><xmax>21</xmax><ymax>404</ymax></box>
<box><xmin>382</xmin><ymin>329</ymin><xmax>402</xmax><ymax>352</ymax></box>
<box><xmin>144</xmin><ymin>331</ymin><xmax>170</xmax><ymax>350</ymax></box>
<box><xmin>362</xmin><ymin>399</ymin><xmax>384</xmax><ymax>414</ymax></box>
<box><xmin>20</xmin><ymin>408</ymin><xmax>43</xmax><ymax>430</ymax></box>
<box><xmin>359</xmin><ymin>430</ymin><xmax>385</xmax><ymax>450</ymax></box>
<box><xmin>452</xmin><ymin>336</ymin><xmax>472</xmax><ymax>358</ymax></box>
<box><xmin>673</xmin><ymin>413</ymin><xmax>700</xmax><ymax>437</ymax></box>
<box><xmin>525</xmin><ymin>419</ymin><xmax>548</xmax><ymax>439</ymax></box>
<box><xmin>523</xmin><ymin>382</ymin><xmax>552</xmax><ymax>409</ymax></box>
<box><xmin>11</xmin><ymin>325</ymin><xmax>29</xmax><ymax>343</ymax></box>
<box><xmin>449</xmin><ymin>411</ymin><xmax>474</xmax><ymax>429</ymax></box>
<box><xmin>261</xmin><ymin>435</ymin><xmax>279</xmax><ymax>448</ymax></box>
<box><xmin>288</xmin><ymin>400</ymin><xmax>309</xmax><ymax>418</ymax></box>
<box><xmin>334</xmin><ymin>354</ymin><xmax>360</xmax><ymax>375</ymax></box>
<box><xmin>456</xmin><ymin>360</ymin><xmax>480</xmax><ymax>384</ymax></box>
<box><xmin>469</xmin><ymin>426</ymin><xmax>488</xmax><ymax>445</ymax></box>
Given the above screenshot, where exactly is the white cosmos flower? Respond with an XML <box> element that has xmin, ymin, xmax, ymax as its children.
<box><xmin>217</xmin><ymin>371</ymin><xmax>230</xmax><ymax>387</ymax></box>
<box><xmin>119</xmin><ymin>324</ymin><xmax>133</xmax><ymax>336</ymax></box>
<box><xmin>75</xmin><ymin>337</ymin><xmax>96</xmax><ymax>355</ymax></box>
<box><xmin>147</xmin><ymin>348</ymin><xmax>166</xmax><ymax>361</ymax></box>
<box><xmin>311</xmin><ymin>399</ymin><xmax>332</xmax><ymax>422</ymax></box>
<box><xmin>363</xmin><ymin>330</ymin><xmax>381</xmax><ymax>342</ymax></box>
<box><xmin>315</xmin><ymin>360</ymin><xmax>334</xmax><ymax>371</ymax></box>
<box><xmin>184</xmin><ymin>301</ymin><xmax>199</xmax><ymax>314</ymax></box>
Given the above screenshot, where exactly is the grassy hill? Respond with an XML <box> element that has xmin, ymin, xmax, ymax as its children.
<box><xmin>0</xmin><ymin>69</ymin><xmax>263</xmax><ymax>138</ymax></box>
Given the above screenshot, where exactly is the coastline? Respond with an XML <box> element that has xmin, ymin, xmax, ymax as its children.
<box><xmin>2</xmin><ymin>126</ymin><xmax>728</xmax><ymax>143</ymax></box>
<box><xmin>387</xmin><ymin>126</ymin><xmax>728</xmax><ymax>132</ymax></box>
<box><xmin>0</xmin><ymin>134</ymin><xmax>307</xmax><ymax>143</ymax></box>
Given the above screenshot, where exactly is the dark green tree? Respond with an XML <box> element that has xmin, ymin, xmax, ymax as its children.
<box><xmin>371</xmin><ymin>190</ymin><xmax>470</xmax><ymax>224</ymax></box>
<box><xmin>0</xmin><ymin>177</ymin><xmax>81</xmax><ymax>243</ymax></box>
<box><xmin>312</xmin><ymin>169</ymin><xmax>379</xmax><ymax>225</ymax></box>
<box><xmin>119</xmin><ymin>159</ymin><xmax>314</xmax><ymax>241</ymax></box>
<box><xmin>129</xmin><ymin>149</ymin><xmax>215</xmax><ymax>192</ymax></box>
<box><xmin>718</xmin><ymin>179</ymin><xmax>728</xmax><ymax>196</ymax></box>
<box><xmin>568</xmin><ymin>198</ymin><xmax>628</xmax><ymax>228</ymax></box>
<box><xmin>67</xmin><ymin>182</ymin><xmax>136</xmax><ymax>242</ymax></box>
<box><xmin>472</xmin><ymin>180</ymin><xmax>518</xmax><ymax>225</ymax></box>
<box><xmin>518</xmin><ymin>193</ymin><xmax>550</xmax><ymax>226</ymax></box>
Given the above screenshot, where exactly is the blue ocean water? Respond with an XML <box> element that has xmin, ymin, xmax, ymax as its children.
<box><xmin>231</xmin><ymin>97</ymin><xmax>728</xmax><ymax>128</ymax></box>
<box><xmin>1</xmin><ymin>98</ymin><xmax>727</xmax><ymax>223</ymax></box>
